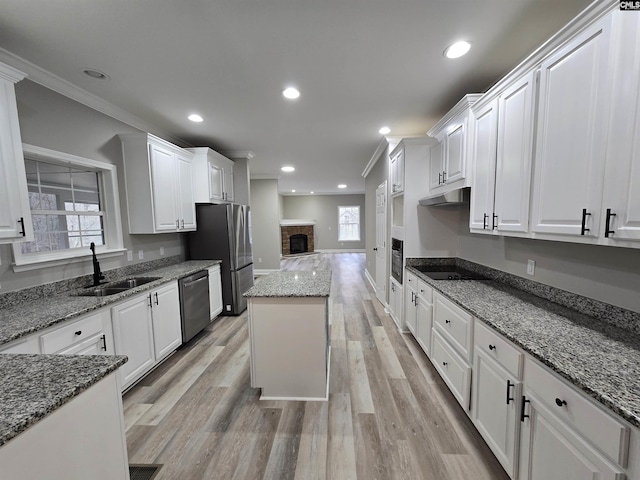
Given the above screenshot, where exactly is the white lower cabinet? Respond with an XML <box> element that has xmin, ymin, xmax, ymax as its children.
<box><xmin>208</xmin><ymin>264</ymin><xmax>223</xmax><ymax>320</ymax></box>
<box><xmin>432</xmin><ymin>329</ymin><xmax>471</xmax><ymax>410</ymax></box>
<box><xmin>471</xmin><ymin>321</ymin><xmax>523</xmax><ymax>479</ymax></box>
<box><xmin>415</xmin><ymin>279</ymin><xmax>433</xmax><ymax>356</ymax></box>
<box><xmin>388</xmin><ymin>276</ymin><xmax>404</xmax><ymax>331</ymax></box>
<box><xmin>404</xmin><ymin>271</ymin><xmax>418</xmax><ymax>335</ymax></box>
<box><xmin>112</xmin><ymin>281</ymin><xmax>181</xmax><ymax>390</ymax></box>
<box><xmin>40</xmin><ymin>309</ymin><xmax>114</xmax><ymax>356</ymax></box>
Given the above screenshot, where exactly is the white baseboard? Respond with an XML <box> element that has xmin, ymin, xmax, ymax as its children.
<box><xmin>253</xmin><ymin>268</ymin><xmax>281</xmax><ymax>276</ymax></box>
<box><xmin>315</xmin><ymin>249</ymin><xmax>366</xmax><ymax>253</ymax></box>
<box><xmin>364</xmin><ymin>268</ymin><xmax>376</xmax><ymax>290</ymax></box>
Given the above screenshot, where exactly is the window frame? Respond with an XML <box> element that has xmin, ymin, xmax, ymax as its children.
<box><xmin>337</xmin><ymin>205</ymin><xmax>361</xmax><ymax>242</ymax></box>
<box><xmin>12</xmin><ymin>144</ymin><xmax>125</xmax><ymax>271</ymax></box>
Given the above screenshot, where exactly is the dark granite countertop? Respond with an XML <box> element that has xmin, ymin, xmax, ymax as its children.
<box><xmin>0</xmin><ymin>354</ymin><xmax>127</xmax><ymax>447</ymax></box>
<box><xmin>406</xmin><ymin>262</ymin><xmax>640</xmax><ymax>428</ymax></box>
<box><xmin>0</xmin><ymin>260</ymin><xmax>219</xmax><ymax>347</ymax></box>
<box><xmin>244</xmin><ymin>270</ymin><xmax>331</xmax><ymax>297</ymax></box>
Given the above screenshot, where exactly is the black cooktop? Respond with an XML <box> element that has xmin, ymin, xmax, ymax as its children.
<box><xmin>412</xmin><ymin>265</ymin><xmax>488</xmax><ymax>280</ymax></box>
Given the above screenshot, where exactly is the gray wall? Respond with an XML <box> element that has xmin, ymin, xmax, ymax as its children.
<box><xmin>249</xmin><ymin>179</ymin><xmax>281</xmax><ymax>271</ymax></box>
<box><xmin>282</xmin><ymin>194</ymin><xmax>366</xmax><ymax>251</ymax></box>
<box><xmin>0</xmin><ymin>80</ymin><xmax>184</xmax><ymax>293</ymax></box>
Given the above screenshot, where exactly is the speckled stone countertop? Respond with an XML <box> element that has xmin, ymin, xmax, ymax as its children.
<box><xmin>0</xmin><ymin>354</ymin><xmax>127</xmax><ymax>447</ymax></box>
<box><xmin>244</xmin><ymin>270</ymin><xmax>331</xmax><ymax>297</ymax></box>
<box><xmin>0</xmin><ymin>260</ymin><xmax>219</xmax><ymax>347</ymax></box>
<box><xmin>406</xmin><ymin>261</ymin><xmax>640</xmax><ymax>428</ymax></box>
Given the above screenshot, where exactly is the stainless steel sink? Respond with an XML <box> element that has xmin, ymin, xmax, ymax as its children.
<box><xmin>76</xmin><ymin>276</ymin><xmax>162</xmax><ymax>296</ymax></box>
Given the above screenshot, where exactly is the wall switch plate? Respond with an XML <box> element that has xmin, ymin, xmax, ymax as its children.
<box><xmin>527</xmin><ymin>259</ymin><xmax>535</xmax><ymax>275</ymax></box>
<box><xmin>138</xmin><ymin>250</ymin><xmax>144</xmax><ymax>260</ymax></box>
<box><xmin>127</xmin><ymin>251</ymin><xmax>133</xmax><ymax>262</ymax></box>
<box><xmin>160</xmin><ymin>247</ymin><xmax>165</xmax><ymax>256</ymax></box>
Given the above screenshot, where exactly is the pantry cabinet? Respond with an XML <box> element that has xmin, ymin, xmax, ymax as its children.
<box><xmin>529</xmin><ymin>14</ymin><xmax>613</xmax><ymax>238</ymax></box>
<box><xmin>188</xmin><ymin>147</ymin><xmax>235</xmax><ymax>203</ymax></box>
<box><xmin>427</xmin><ymin>94</ymin><xmax>481</xmax><ymax>194</ymax></box>
<box><xmin>0</xmin><ymin>62</ymin><xmax>33</xmax><ymax>244</ymax></box>
<box><xmin>120</xmin><ymin>133</ymin><xmax>196</xmax><ymax>234</ymax></box>
<box><xmin>470</xmin><ymin>71</ymin><xmax>535</xmax><ymax>234</ymax></box>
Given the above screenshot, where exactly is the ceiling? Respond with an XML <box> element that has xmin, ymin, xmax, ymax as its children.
<box><xmin>0</xmin><ymin>0</ymin><xmax>593</xmax><ymax>195</ymax></box>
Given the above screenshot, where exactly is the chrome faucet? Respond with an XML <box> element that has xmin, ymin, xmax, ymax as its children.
<box><xmin>90</xmin><ymin>242</ymin><xmax>105</xmax><ymax>286</ymax></box>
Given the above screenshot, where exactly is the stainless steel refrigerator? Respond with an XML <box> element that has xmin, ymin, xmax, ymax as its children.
<box><xmin>188</xmin><ymin>203</ymin><xmax>254</xmax><ymax>315</ymax></box>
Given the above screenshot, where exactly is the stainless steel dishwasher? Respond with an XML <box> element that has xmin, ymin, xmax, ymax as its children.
<box><xmin>178</xmin><ymin>270</ymin><xmax>211</xmax><ymax>344</ymax></box>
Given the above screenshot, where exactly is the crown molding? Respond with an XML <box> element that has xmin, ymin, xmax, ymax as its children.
<box><xmin>362</xmin><ymin>137</ymin><xmax>389</xmax><ymax>178</ymax></box>
<box><xmin>223</xmin><ymin>150</ymin><xmax>254</xmax><ymax>160</ymax></box>
<box><xmin>0</xmin><ymin>47</ymin><xmax>189</xmax><ymax>147</ymax></box>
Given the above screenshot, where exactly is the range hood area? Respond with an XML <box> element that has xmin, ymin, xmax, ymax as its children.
<box><xmin>418</xmin><ymin>188</ymin><xmax>469</xmax><ymax>207</ymax></box>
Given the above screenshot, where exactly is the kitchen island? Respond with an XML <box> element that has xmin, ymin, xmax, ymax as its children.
<box><xmin>244</xmin><ymin>270</ymin><xmax>331</xmax><ymax>400</ymax></box>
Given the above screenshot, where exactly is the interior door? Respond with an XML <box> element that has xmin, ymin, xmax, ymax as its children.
<box><xmin>375</xmin><ymin>181</ymin><xmax>387</xmax><ymax>306</ymax></box>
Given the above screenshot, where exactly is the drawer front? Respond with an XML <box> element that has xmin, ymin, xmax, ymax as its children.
<box><xmin>40</xmin><ymin>311</ymin><xmax>104</xmax><ymax>354</ymax></box>
<box><xmin>474</xmin><ymin>320</ymin><xmax>523</xmax><ymax>379</ymax></box>
<box><xmin>433</xmin><ymin>292</ymin><xmax>473</xmax><ymax>361</ymax></box>
<box><xmin>432</xmin><ymin>329</ymin><xmax>471</xmax><ymax>410</ymax></box>
<box><xmin>416</xmin><ymin>278</ymin><xmax>433</xmax><ymax>305</ymax></box>
<box><xmin>524</xmin><ymin>356</ymin><xmax>629</xmax><ymax>466</ymax></box>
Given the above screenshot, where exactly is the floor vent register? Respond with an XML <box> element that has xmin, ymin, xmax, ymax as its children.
<box><xmin>129</xmin><ymin>464</ymin><xmax>163</xmax><ymax>480</ymax></box>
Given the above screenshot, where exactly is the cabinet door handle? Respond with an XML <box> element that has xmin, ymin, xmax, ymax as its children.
<box><xmin>100</xmin><ymin>334</ymin><xmax>107</xmax><ymax>351</ymax></box>
<box><xmin>442</xmin><ymin>361</ymin><xmax>448</xmax><ymax>367</ymax></box>
<box><xmin>176</xmin><ymin>219</ymin><xmax>180</xmax><ymax>229</ymax></box>
<box><xmin>154</xmin><ymin>292</ymin><xmax>159</xmax><ymax>305</ymax></box>
<box><xmin>438</xmin><ymin>172</ymin><xmax>442</xmax><ymax>185</ymax></box>
<box><xmin>414</xmin><ymin>294</ymin><xmax>418</xmax><ymax>306</ymax></box>
<box><xmin>75</xmin><ymin>330</ymin><xmax>82</xmax><ymax>336</ymax></box>
<box><xmin>506</xmin><ymin>380</ymin><xmax>514</xmax><ymax>405</ymax></box>
<box><xmin>483</xmin><ymin>213</ymin><xmax>488</xmax><ymax>229</ymax></box>
<box><xmin>18</xmin><ymin>217</ymin><xmax>26</xmax><ymax>237</ymax></box>
<box><xmin>148</xmin><ymin>293</ymin><xmax>153</xmax><ymax>307</ymax></box>
<box><xmin>580</xmin><ymin>209</ymin><xmax>591</xmax><ymax>235</ymax></box>
<box><xmin>410</xmin><ymin>291</ymin><xmax>414</xmax><ymax>302</ymax></box>
<box><xmin>373</xmin><ymin>247</ymin><xmax>378</xmax><ymax>251</ymax></box>
<box><xmin>181</xmin><ymin>219</ymin><xmax>185</xmax><ymax>229</ymax></box>
<box><xmin>555</xmin><ymin>398</ymin><xmax>567</xmax><ymax>407</ymax></box>
<box><xmin>445</xmin><ymin>319</ymin><xmax>451</xmax><ymax>324</ymax></box>
<box><xmin>604</xmin><ymin>208</ymin><xmax>616</xmax><ymax>237</ymax></box>
<box><xmin>442</xmin><ymin>171</ymin><xmax>447</xmax><ymax>183</ymax></box>
<box><xmin>492</xmin><ymin>214</ymin><xmax>498</xmax><ymax>230</ymax></box>
<box><xmin>520</xmin><ymin>396</ymin><xmax>530</xmax><ymax>422</ymax></box>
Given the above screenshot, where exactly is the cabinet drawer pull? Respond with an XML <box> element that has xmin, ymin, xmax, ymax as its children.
<box><xmin>520</xmin><ymin>396</ymin><xmax>530</xmax><ymax>422</ymax></box>
<box><xmin>555</xmin><ymin>398</ymin><xmax>567</xmax><ymax>407</ymax></box>
<box><xmin>154</xmin><ymin>292</ymin><xmax>159</xmax><ymax>305</ymax></box>
<box><xmin>176</xmin><ymin>219</ymin><xmax>180</xmax><ymax>228</ymax></box>
<box><xmin>445</xmin><ymin>319</ymin><xmax>451</xmax><ymax>324</ymax></box>
<box><xmin>506</xmin><ymin>380</ymin><xmax>514</xmax><ymax>405</ymax></box>
<box><xmin>101</xmin><ymin>334</ymin><xmax>107</xmax><ymax>351</ymax></box>
<box><xmin>148</xmin><ymin>294</ymin><xmax>153</xmax><ymax>307</ymax></box>
<box><xmin>604</xmin><ymin>208</ymin><xmax>616</xmax><ymax>237</ymax></box>
<box><xmin>74</xmin><ymin>330</ymin><xmax>82</xmax><ymax>336</ymax></box>
<box><xmin>483</xmin><ymin>213</ymin><xmax>488</xmax><ymax>229</ymax></box>
<box><xmin>442</xmin><ymin>361</ymin><xmax>448</xmax><ymax>367</ymax></box>
<box><xmin>492</xmin><ymin>214</ymin><xmax>498</xmax><ymax>230</ymax></box>
<box><xmin>489</xmin><ymin>344</ymin><xmax>496</xmax><ymax>351</ymax></box>
<box><xmin>580</xmin><ymin>208</ymin><xmax>591</xmax><ymax>235</ymax></box>
<box><xmin>442</xmin><ymin>171</ymin><xmax>447</xmax><ymax>182</ymax></box>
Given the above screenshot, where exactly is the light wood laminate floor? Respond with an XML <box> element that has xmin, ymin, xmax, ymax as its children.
<box><xmin>124</xmin><ymin>253</ymin><xmax>509</xmax><ymax>480</ymax></box>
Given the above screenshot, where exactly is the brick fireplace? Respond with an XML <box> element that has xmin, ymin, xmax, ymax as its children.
<box><xmin>281</xmin><ymin>224</ymin><xmax>315</xmax><ymax>255</ymax></box>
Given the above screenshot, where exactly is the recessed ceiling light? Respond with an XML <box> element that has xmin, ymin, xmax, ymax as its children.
<box><xmin>281</xmin><ymin>166</ymin><xmax>295</xmax><ymax>172</ymax></box>
<box><xmin>338</xmin><ymin>184</ymin><xmax>347</xmax><ymax>189</ymax></box>
<box><xmin>282</xmin><ymin>87</ymin><xmax>300</xmax><ymax>100</ymax></box>
<box><xmin>379</xmin><ymin>126</ymin><xmax>391</xmax><ymax>135</ymax></box>
<box><xmin>82</xmin><ymin>68</ymin><xmax>109</xmax><ymax>80</ymax></box>
<box><xmin>188</xmin><ymin>114</ymin><xmax>204</xmax><ymax>123</ymax></box>
<box><xmin>291</xmin><ymin>189</ymin><xmax>296</xmax><ymax>193</ymax></box>
<box><xmin>310</xmin><ymin>191</ymin><xmax>314</xmax><ymax>194</ymax></box>
<box><xmin>444</xmin><ymin>41</ymin><xmax>471</xmax><ymax>59</ymax></box>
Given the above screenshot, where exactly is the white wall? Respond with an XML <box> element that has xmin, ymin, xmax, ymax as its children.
<box><xmin>249</xmin><ymin>179</ymin><xmax>281</xmax><ymax>271</ymax></box>
<box><xmin>0</xmin><ymin>80</ymin><xmax>184</xmax><ymax>293</ymax></box>
<box><xmin>282</xmin><ymin>194</ymin><xmax>366</xmax><ymax>251</ymax></box>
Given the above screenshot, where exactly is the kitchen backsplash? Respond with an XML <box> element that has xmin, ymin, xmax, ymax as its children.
<box><xmin>0</xmin><ymin>254</ymin><xmax>184</xmax><ymax>310</ymax></box>
<box><xmin>406</xmin><ymin>257</ymin><xmax>640</xmax><ymax>335</ymax></box>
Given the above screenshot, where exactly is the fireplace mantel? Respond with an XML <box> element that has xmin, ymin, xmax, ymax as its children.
<box><xmin>280</xmin><ymin>219</ymin><xmax>316</xmax><ymax>226</ymax></box>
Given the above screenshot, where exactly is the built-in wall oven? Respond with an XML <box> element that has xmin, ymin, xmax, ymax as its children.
<box><xmin>391</xmin><ymin>238</ymin><xmax>403</xmax><ymax>284</ymax></box>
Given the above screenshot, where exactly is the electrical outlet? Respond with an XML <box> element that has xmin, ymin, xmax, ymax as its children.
<box><xmin>127</xmin><ymin>251</ymin><xmax>133</xmax><ymax>262</ymax></box>
<box><xmin>138</xmin><ymin>250</ymin><xmax>144</xmax><ymax>260</ymax></box>
<box><xmin>527</xmin><ymin>259</ymin><xmax>535</xmax><ymax>276</ymax></box>
<box><xmin>160</xmin><ymin>247</ymin><xmax>165</xmax><ymax>256</ymax></box>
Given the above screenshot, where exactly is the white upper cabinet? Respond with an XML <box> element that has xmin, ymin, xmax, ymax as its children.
<box><xmin>188</xmin><ymin>147</ymin><xmax>235</xmax><ymax>203</ymax></box>
<box><xmin>389</xmin><ymin>145</ymin><xmax>405</xmax><ymax>196</ymax></box>
<box><xmin>530</xmin><ymin>14</ymin><xmax>613</xmax><ymax>238</ymax></box>
<box><xmin>600</xmin><ymin>11</ymin><xmax>640</xmax><ymax>245</ymax></box>
<box><xmin>470</xmin><ymin>71</ymin><xmax>536</xmax><ymax>234</ymax></box>
<box><xmin>120</xmin><ymin>133</ymin><xmax>196</xmax><ymax>234</ymax></box>
<box><xmin>427</xmin><ymin>94</ymin><xmax>481</xmax><ymax>194</ymax></box>
<box><xmin>0</xmin><ymin>62</ymin><xmax>33</xmax><ymax>243</ymax></box>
